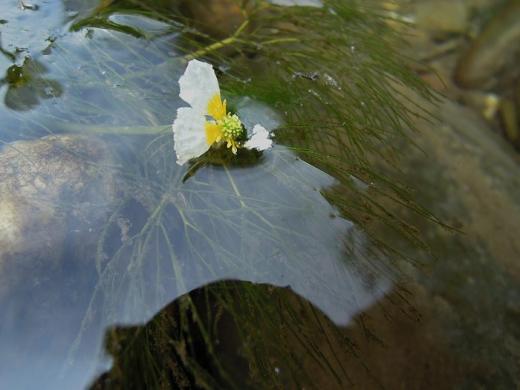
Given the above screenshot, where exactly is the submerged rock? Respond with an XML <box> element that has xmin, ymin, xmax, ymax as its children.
<box><xmin>0</xmin><ymin>135</ymin><xmax>117</xmax><ymax>299</ymax></box>
<box><xmin>179</xmin><ymin>0</ymin><xmax>246</xmax><ymax>39</ymax></box>
<box><xmin>318</xmin><ymin>88</ymin><xmax>520</xmax><ymax>388</ymax></box>
<box><xmin>415</xmin><ymin>0</ymin><xmax>469</xmax><ymax>37</ymax></box>
<box><xmin>455</xmin><ymin>1</ymin><xmax>520</xmax><ymax>89</ymax></box>
<box><xmin>404</xmin><ymin>96</ymin><xmax>520</xmax><ymax>279</ymax></box>
<box><xmin>375</xmin><ymin>95</ymin><xmax>520</xmax><ymax>387</ymax></box>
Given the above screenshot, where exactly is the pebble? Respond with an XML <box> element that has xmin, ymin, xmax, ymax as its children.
<box><xmin>415</xmin><ymin>0</ymin><xmax>469</xmax><ymax>37</ymax></box>
<box><xmin>455</xmin><ymin>1</ymin><xmax>520</xmax><ymax>89</ymax></box>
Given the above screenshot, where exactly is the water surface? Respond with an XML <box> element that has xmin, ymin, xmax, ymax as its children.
<box><xmin>1</xmin><ymin>0</ymin><xmax>519</xmax><ymax>389</ymax></box>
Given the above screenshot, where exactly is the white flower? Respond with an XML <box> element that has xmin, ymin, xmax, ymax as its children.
<box><xmin>244</xmin><ymin>125</ymin><xmax>273</xmax><ymax>151</ymax></box>
<box><xmin>172</xmin><ymin>59</ymin><xmax>273</xmax><ymax>165</ymax></box>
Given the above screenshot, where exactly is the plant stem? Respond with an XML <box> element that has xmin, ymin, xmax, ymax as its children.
<box><xmin>184</xmin><ymin>20</ymin><xmax>250</xmax><ymax>61</ymax></box>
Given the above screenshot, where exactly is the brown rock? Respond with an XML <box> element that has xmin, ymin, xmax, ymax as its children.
<box><xmin>415</xmin><ymin>0</ymin><xmax>469</xmax><ymax>37</ymax></box>
<box><xmin>455</xmin><ymin>1</ymin><xmax>520</xmax><ymax>89</ymax></box>
<box><xmin>179</xmin><ymin>0</ymin><xmax>246</xmax><ymax>39</ymax></box>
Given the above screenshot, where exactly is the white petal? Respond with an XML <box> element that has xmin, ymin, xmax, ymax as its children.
<box><xmin>172</xmin><ymin>107</ymin><xmax>209</xmax><ymax>165</ymax></box>
<box><xmin>244</xmin><ymin>124</ymin><xmax>273</xmax><ymax>151</ymax></box>
<box><xmin>178</xmin><ymin>59</ymin><xmax>220</xmax><ymax>114</ymax></box>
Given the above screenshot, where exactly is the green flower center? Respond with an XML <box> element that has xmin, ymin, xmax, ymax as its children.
<box><xmin>219</xmin><ymin>114</ymin><xmax>243</xmax><ymax>140</ymax></box>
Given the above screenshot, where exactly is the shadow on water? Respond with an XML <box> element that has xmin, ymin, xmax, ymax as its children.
<box><xmin>89</xmin><ymin>279</ymin><xmax>390</xmax><ymax>389</ymax></box>
<box><xmin>90</xmin><ymin>273</ymin><xmax>504</xmax><ymax>389</ymax></box>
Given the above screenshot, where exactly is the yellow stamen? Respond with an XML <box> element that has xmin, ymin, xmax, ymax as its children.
<box><xmin>225</xmin><ymin>139</ymin><xmax>239</xmax><ymax>154</ymax></box>
<box><xmin>207</xmin><ymin>94</ymin><xmax>226</xmax><ymax>121</ymax></box>
<box><xmin>206</xmin><ymin>94</ymin><xmax>241</xmax><ymax>155</ymax></box>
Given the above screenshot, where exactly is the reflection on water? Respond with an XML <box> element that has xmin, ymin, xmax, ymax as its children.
<box><xmin>0</xmin><ymin>134</ymin><xmax>118</xmax><ymax>389</ymax></box>
<box><xmin>0</xmin><ymin>137</ymin><xmax>391</xmax><ymax>388</ymax></box>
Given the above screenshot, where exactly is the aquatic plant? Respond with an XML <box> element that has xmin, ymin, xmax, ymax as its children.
<box><xmin>0</xmin><ymin>0</ymin><xmax>443</xmax><ymax>387</ymax></box>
